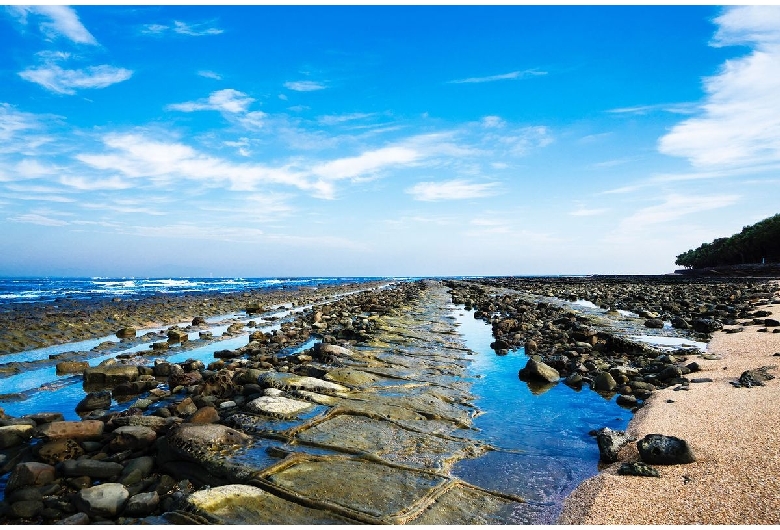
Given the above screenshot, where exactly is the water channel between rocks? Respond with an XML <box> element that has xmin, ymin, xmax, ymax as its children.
<box><xmin>449</xmin><ymin>303</ymin><xmax>630</xmax><ymax>524</ymax></box>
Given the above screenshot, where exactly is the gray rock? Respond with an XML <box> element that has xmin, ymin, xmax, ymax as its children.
<box><xmin>62</xmin><ymin>458</ymin><xmax>123</xmax><ymax>479</ymax></box>
<box><xmin>644</xmin><ymin>318</ymin><xmax>664</xmax><ymax>329</ymax></box>
<box><xmin>74</xmin><ymin>483</ymin><xmax>129</xmax><ymax>518</ymax></box>
<box><xmin>123</xmin><ymin>491</ymin><xmax>159</xmax><ymax>517</ymax></box>
<box><xmin>692</xmin><ymin>318</ymin><xmax>723</xmax><ymax>333</ymax></box>
<box><xmin>518</xmin><ymin>358</ymin><xmax>560</xmax><ymax>384</ymax></box>
<box><xmin>121</xmin><ymin>456</ymin><xmax>155</xmax><ymax>481</ymax></box>
<box><xmin>637</xmin><ymin>434</ymin><xmax>696</xmax><ymax>465</ymax></box>
<box><xmin>110</xmin><ymin>425</ymin><xmax>157</xmax><ymax>451</ymax></box>
<box><xmin>246</xmin><ymin>396</ymin><xmax>314</xmax><ymax>419</ymax></box>
<box><xmin>616</xmin><ymin>394</ymin><xmax>638</xmax><ymax>407</ymax></box>
<box><xmin>594</xmin><ymin>427</ymin><xmax>631</xmax><ymax>463</ymax></box>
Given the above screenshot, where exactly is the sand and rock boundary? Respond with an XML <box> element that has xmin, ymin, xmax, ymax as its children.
<box><xmin>560</xmin><ymin>280</ymin><xmax>780</xmax><ymax>524</ymax></box>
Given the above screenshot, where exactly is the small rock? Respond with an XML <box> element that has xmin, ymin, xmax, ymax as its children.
<box><xmin>62</xmin><ymin>458</ymin><xmax>124</xmax><ymax>479</ymax></box>
<box><xmin>764</xmin><ymin>318</ymin><xmax>780</xmax><ymax>327</ymax></box>
<box><xmin>55</xmin><ymin>361</ymin><xmax>89</xmax><ymax>375</ymax></box>
<box><xmin>123</xmin><ymin>491</ymin><xmax>160</xmax><ymax>517</ymax></box>
<box><xmin>5</xmin><ymin>462</ymin><xmax>56</xmax><ymax>493</ymax></box>
<box><xmin>110</xmin><ymin>425</ymin><xmax>157</xmax><ymax>451</ymax></box>
<box><xmin>55</xmin><ymin>512</ymin><xmax>90</xmax><ymax>525</ymax></box>
<box><xmin>644</xmin><ymin>318</ymin><xmax>664</xmax><ymax>329</ymax></box>
<box><xmin>10</xmin><ymin>499</ymin><xmax>44</xmax><ymax>519</ymax></box>
<box><xmin>189</xmin><ymin>406</ymin><xmax>220</xmax><ymax>424</ymax></box>
<box><xmin>618</xmin><ymin>461</ymin><xmax>660</xmax><ymax>477</ymax></box>
<box><xmin>74</xmin><ymin>483</ymin><xmax>129</xmax><ymax>518</ymax></box>
<box><xmin>690</xmin><ymin>377</ymin><xmax>713</xmax><ymax>383</ymax></box>
<box><xmin>0</xmin><ymin>424</ymin><xmax>34</xmax><ymax>449</ymax></box>
<box><xmin>594</xmin><ymin>372</ymin><xmax>617</xmax><ymax>392</ymax></box>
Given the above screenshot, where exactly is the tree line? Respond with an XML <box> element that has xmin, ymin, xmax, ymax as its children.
<box><xmin>675</xmin><ymin>213</ymin><xmax>780</xmax><ymax>269</ymax></box>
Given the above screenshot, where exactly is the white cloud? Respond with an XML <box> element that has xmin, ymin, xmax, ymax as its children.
<box><xmin>173</xmin><ymin>20</ymin><xmax>223</xmax><ymax>36</ymax></box>
<box><xmin>658</xmin><ymin>5</ymin><xmax>780</xmax><ymax>169</ymax></box>
<box><xmin>197</xmin><ymin>70</ymin><xmax>222</xmax><ymax>80</ymax></box>
<box><xmin>10</xmin><ymin>5</ymin><xmax>97</xmax><ymax>45</ymax></box>
<box><xmin>284</xmin><ymin>80</ymin><xmax>327</xmax><ymax>92</ymax></box>
<box><xmin>406</xmin><ymin>179</ymin><xmax>499</xmax><ymax>201</ymax></box>
<box><xmin>168</xmin><ymin>89</ymin><xmax>255</xmax><ymax>114</ymax></box>
<box><xmin>0</xmin><ymin>104</ymin><xmax>39</xmax><ymax>143</ymax></box>
<box><xmin>481</xmin><ymin>116</ymin><xmax>505</xmax><ymax>128</ymax></box>
<box><xmin>448</xmin><ymin>69</ymin><xmax>546</xmax><ymax>84</ymax></box>
<box><xmin>311</xmin><ymin>146</ymin><xmax>419</xmax><ymax>181</ymax></box>
<box><xmin>19</xmin><ymin>64</ymin><xmax>133</xmax><ymax>95</ymax></box>
<box><xmin>141</xmin><ymin>23</ymin><xmax>168</xmax><ymax>35</ymax></box>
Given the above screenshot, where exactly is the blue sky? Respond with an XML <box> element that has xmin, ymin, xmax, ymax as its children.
<box><xmin>1</xmin><ymin>5</ymin><xmax>779</xmax><ymax>277</ymax></box>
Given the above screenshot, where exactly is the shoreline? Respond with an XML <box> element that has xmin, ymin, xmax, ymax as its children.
<box><xmin>0</xmin><ymin>280</ymin><xmax>387</xmax><ymax>356</ymax></box>
<box><xmin>559</xmin><ymin>279</ymin><xmax>780</xmax><ymax>524</ymax></box>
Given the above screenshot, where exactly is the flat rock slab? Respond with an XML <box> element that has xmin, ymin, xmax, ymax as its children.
<box><xmin>246</xmin><ymin>396</ymin><xmax>315</xmax><ymax>419</ymax></box>
<box><xmin>0</xmin><ymin>424</ymin><xmax>34</xmax><ymax>449</ymax></box>
<box><xmin>187</xmin><ymin>484</ymin><xmax>353</xmax><ymax>524</ymax></box>
<box><xmin>296</xmin><ymin>414</ymin><xmax>483</xmax><ymax>471</ymax></box>
<box><xmin>258</xmin><ymin>372</ymin><xmax>349</xmax><ymax>395</ymax></box>
<box><xmin>262</xmin><ymin>457</ymin><xmax>448</xmax><ymax>522</ymax></box>
<box><xmin>409</xmin><ymin>483</ymin><xmax>523</xmax><ymax>525</ymax></box>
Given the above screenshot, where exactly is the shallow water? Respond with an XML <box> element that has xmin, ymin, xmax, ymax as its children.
<box><xmin>450</xmin><ymin>305</ymin><xmax>629</xmax><ymax>524</ymax></box>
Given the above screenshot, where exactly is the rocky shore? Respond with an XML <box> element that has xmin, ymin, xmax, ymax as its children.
<box><xmin>2</xmin><ymin>275</ymin><xmax>777</xmax><ymax>524</ymax></box>
<box><xmin>0</xmin><ymin>280</ymin><xmax>526</xmax><ymax>524</ymax></box>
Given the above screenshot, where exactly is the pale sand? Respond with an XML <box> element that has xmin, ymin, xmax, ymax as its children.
<box><xmin>559</xmin><ymin>281</ymin><xmax>780</xmax><ymax>525</ymax></box>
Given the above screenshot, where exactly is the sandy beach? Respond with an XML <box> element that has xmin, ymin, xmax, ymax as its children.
<box><xmin>560</xmin><ymin>280</ymin><xmax>780</xmax><ymax>524</ymax></box>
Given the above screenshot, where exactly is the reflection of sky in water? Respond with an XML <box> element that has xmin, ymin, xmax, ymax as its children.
<box><xmin>450</xmin><ymin>307</ymin><xmax>629</xmax><ymax>524</ymax></box>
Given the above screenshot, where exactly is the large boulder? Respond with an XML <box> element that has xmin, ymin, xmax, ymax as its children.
<box><xmin>692</xmin><ymin>318</ymin><xmax>723</xmax><ymax>334</ymax></box>
<box><xmin>637</xmin><ymin>434</ymin><xmax>696</xmax><ymax>465</ymax></box>
<box><xmin>74</xmin><ymin>483</ymin><xmax>129</xmax><ymax>518</ymax></box>
<box><xmin>593</xmin><ymin>372</ymin><xmax>617</xmax><ymax>392</ymax></box>
<box><xmin>518</xmin><ymin>358</ymin><xmax>560</xmax><ymax>384</ymax></box>
<box><xmin>55</xmin><ymin>361</ymin><xmax>89</xmax><ymax>375</ymax></box>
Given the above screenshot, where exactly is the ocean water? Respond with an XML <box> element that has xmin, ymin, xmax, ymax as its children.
<box><xmin>0</xmin><ymin>276</ymin><xmax>389</xmax><ymax>306</ymax></box>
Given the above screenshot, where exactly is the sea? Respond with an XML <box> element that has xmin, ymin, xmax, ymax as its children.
<box><xmin>0</xmin><ymin>276</ymin><xmax>399</xmax><ymax>307</ymax></box>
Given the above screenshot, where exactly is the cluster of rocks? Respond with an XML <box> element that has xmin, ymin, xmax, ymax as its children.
<box><xmin>0</xmin><ymin>281</ymin><xmax>431</xmax><ymax>524</ymax></box>
<box><xmin>590</xmin><ymin>427</ymin><xmax>696</xmax><ymax>478</ymax></box>
<box><xmin>445</xmin><ymin>277</ymin><xmax>779</xmax><ymax>408</ymax></box>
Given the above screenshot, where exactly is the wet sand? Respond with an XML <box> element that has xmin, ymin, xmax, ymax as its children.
<box><xmin>560</xmin><ymin>280</ymin><xmax>780</xmax><ymax>524</ymax></box>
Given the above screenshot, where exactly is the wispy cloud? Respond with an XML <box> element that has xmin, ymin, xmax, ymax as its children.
<box><xmin>406</xmin><ymin>179</ymin><xmax>499</xmax><ymax>201</ymax></box>
<box><xmin>658</xmin><ymin>5</ymin><xmax>780</xmax><ymax>169</ymax></box>
<box><xmin>19</xmin><ymin>64</ymin><xmax>133</xmax><ymax>95</ymax></box>
<box><xmin>608</xmin><ymin>103</ymin><xmax>697</xmax><ymax>115</ymax></box>
<box><xmin>318</xmin><ymin>113</ymin><xmax>376</xmax><ymax>126</ymax></box>
<box><xmin>168</xmin><ymin>89</ymin><xmax>255</xmax><ymax>114</ymax></box>
<box><xmin>197</xmin><ymin>70</ymin><xmax>222</xmax><ymax>80</ymax></box>
<box><xmin>9</xmin><ymin>5</ymin><xmax>97</xmax><ymax>45</ymax></box>
<box><xmin>447</xmin><ymin>69</ymin><xmax>546</xmax><ymax>84</ymax></box>
<box><xmin>284</xmin><ymin>80</ymin><xmax>327</xmax><ymax>92</ymax></box>
<box><xmin>618</xmin><ymin>193</ymin><xmax>739</xmax><ymax>232</ymax></box>
<box><xmin>8</xmin><ymin>213</ymin><xmax>69</xmax><ymax>226</ymax></box>
<box><xmin>142</xmin><ymin>20</ymin><xmax>223</xmax><ymax>37</ymax></box>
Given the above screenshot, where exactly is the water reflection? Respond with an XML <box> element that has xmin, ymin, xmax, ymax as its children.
<box><xmin>449</xmin><ymin>306</ymin><xmax>629</xmax><ymax>524</ymax></box>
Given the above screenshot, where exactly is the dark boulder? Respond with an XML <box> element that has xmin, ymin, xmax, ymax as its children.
<box><xmin>75</xmin><ymin>391</ymin><xmax>112</xmax><ymax>413</ymax></box>
<box><xmin>637</xmin><ymin>433</ymin><xmax>696</xmax><ymax>465</ymax></box>
<box><xmin>618</xmin><ymin>461</ymin><xmax>660</xmax><ymax>477</ymax></box>
<box><xmin>692</xmin><ymin>318</ymin><xmax>723</xmax><ymax>333</ymax></box>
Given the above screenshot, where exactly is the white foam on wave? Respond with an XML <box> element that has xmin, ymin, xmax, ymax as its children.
<box><xmin>572</xmin><ymin>299</ymin><xmax>599</xmax><ymax>309</ymax></box>
<box><xmin>631</xmin><ymin>334</ymin><xmax>707</xmax><ymax>352</ymax></box>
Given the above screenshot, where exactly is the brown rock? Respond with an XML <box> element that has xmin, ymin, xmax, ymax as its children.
<box><xmin>174</xmin><ymin>397</ymin><xmax>198</xmax><ymax>416</ymax></box>
<box><xmin>55</xmin><ymin>361</ymin><xmax>89</xmax><ymax>375</ymax></box>
<box><xmin>116</xmin><ymin>327</ymin><xmax>137</xmax><ymax>339</ymax></box>
<box><xmin>109</xmin><ymin>425</ymin><xmax>157</xmax><ymax>451</ymax></box>
<box><xmin>83</xmin><ymin>365</ymin><xmax>139</xmax><ymax>386</ymax></box>
<box><xmin>6</xmin><ymin>462</ymin><xmax>56</xmax><ymax>493</ymax></box>
<box><xmin>38</xmin><ymin>420</ymin><xmax>105</xmax><ymax>441</ymax></box>
<box><xmin>37</xmin><ymin>438</ymin><xmax>85</xmax><ymax>465</ymax></box>
<box><xmin>189</xmin><ymin>406</ymin><xmax>219</xmax><ymax>424</ymax></box>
